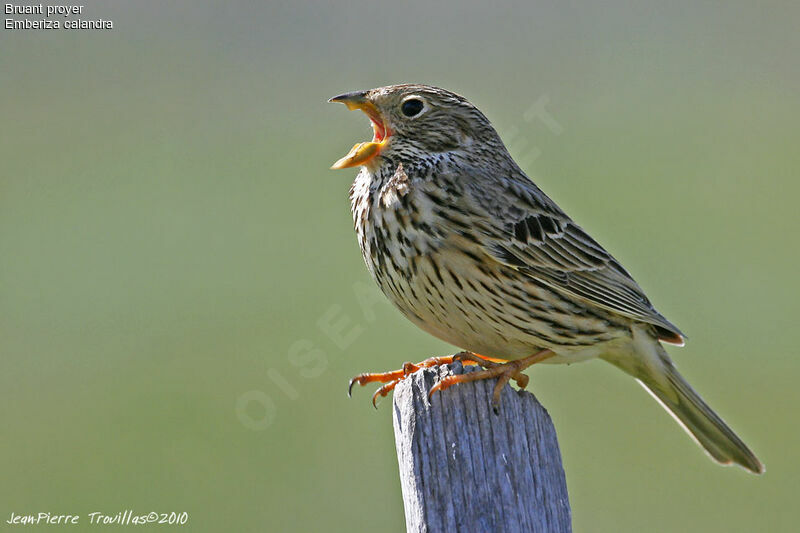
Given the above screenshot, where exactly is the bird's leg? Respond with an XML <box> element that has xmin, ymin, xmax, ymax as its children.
<box><xmin>430</xmin><ymin>349</ymin><xmax>555</xmax><ymax>412</ymax></box>
<box><xmin>348</xmin><ymin>352</ymin><xmax>507</xmax><ymax>408</ymax></box>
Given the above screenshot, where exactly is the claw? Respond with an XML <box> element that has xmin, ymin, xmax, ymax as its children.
<box><xmin>372</xmin><ymin>391</ymin><xmax>381</xmax><ymax>409</ymax></box>
<box><xmin>428</xmin><ymin>375</ymin><xmax>457</xmax><ymax>398</ymax></box>
<box><xmin>348</xmin><ymin>374</ymin><xmax>370</xmax><ymax>397</ymax></box>
<box><xmin>348</xmin><ymin>354</ymin><xmax>469</xmax><ymax>406</ymax></box>
<box><xmin>491</xmin><ymin>379</ymin><xmax>507</xmax><ymax>413</ymax></box>
<box><xmin>429</xmin><ymin>349</ymin><xmax>555</xmax><ymax>410</ymax></box>
<box><xmin>372</xmin><ymin>380</ymin><xmax>399</xmax><ymax>408</ymax></box>
<box><xmin>346</xmin><ymin>352</ymin><xmax>530</xmax><ymax>408</ymax></box>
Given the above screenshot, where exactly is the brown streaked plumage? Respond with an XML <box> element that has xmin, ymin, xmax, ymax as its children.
<box><xmin>329</xmin><ymin>84</ymin><xmax>763</xmax><ymax>474</ymax></box>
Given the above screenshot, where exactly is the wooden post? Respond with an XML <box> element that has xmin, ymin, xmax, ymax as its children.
<box><xmin>392</xmin><ymin>361</ymin><xmax>572</xmax><ymax>533</ymax></box>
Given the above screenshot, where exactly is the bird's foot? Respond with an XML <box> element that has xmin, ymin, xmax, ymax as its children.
<box><xmin>429</xmin><ymin>349</ymin><xmax>555</xmax><ymax>413</ymax></box>
<box><xmin>348</xmin><ymin>352</ymin><xmax>503</xmax><ymax>408</ymax></box>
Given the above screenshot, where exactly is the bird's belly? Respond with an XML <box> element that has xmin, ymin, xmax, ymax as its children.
<box><xmin>353</xmin><ymin>175</ymin><xmax>629</xmax><ymax>362</ymax></box>
<box><xmin>367</xmin><ymin>237</ymin><xmax>627</xmax><ymax>361</ymax></box>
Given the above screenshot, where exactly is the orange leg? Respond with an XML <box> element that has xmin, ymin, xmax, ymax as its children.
<box><xmin>430</xmin><ymin>349</ymin><xmax>555</xmax><ymax>412</ymax></box>
<box><xmin>349</xmin><ymin>352</ymin><xmax>506</xmax><ymax>408</ymax></box>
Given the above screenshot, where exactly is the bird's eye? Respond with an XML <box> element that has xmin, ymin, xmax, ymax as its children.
<box><xmin>401</xmin><ymin>98</ymin><xmax>425</xmax><ymax>117</ymax></box>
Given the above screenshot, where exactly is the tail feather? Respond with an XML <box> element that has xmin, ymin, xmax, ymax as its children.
<box><xmin>605</xmin><ymin>332</ymin><xmax>764</xmax><ymax>474</ymax></box>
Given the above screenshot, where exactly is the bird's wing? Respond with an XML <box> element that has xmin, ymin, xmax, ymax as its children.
<box><xmin>460</xmin><ymin>169</ymin><xmax>685</xmax><ymax>343</ymax></box>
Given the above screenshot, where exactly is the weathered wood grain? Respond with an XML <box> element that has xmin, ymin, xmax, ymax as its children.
<box><xmin>392</xmin><ymin>361</ymin><xmax>571</xmax><ymax>533</ymax></box>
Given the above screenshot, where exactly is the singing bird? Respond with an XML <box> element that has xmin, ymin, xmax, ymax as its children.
<box><xmin>329</xmin><ymin>84</ymin><xmax>763</xmax><ymax>474</ymax></box>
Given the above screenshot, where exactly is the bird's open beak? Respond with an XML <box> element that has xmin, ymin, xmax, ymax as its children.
<box><xmin>328</xmin><ymin>91</ymin><xmax>390</xmax><ymax>169</ymax></box>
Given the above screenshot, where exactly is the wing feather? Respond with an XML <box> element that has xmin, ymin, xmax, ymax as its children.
<box><xmin>460</xmin><ymin>169</ymin><xmax>685</xmax><ymax>342</ymax></box>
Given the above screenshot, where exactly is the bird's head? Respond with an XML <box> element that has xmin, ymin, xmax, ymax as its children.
<box><xmin>329</xmin><ymin>84</ymin><xmax>501</xmax><ymax>170</ymax></box>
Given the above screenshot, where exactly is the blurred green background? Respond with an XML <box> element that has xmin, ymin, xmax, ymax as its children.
<box><xmin>2</xmin><ymin>1</ymin><xmax>798</xmax><ymax>531</ymax></box>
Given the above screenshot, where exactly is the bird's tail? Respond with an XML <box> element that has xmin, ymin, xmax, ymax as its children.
<box><xmin>604</xmin><ymin>331</ymin><xmax>764</xmax><ymax>474</ymax></box>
